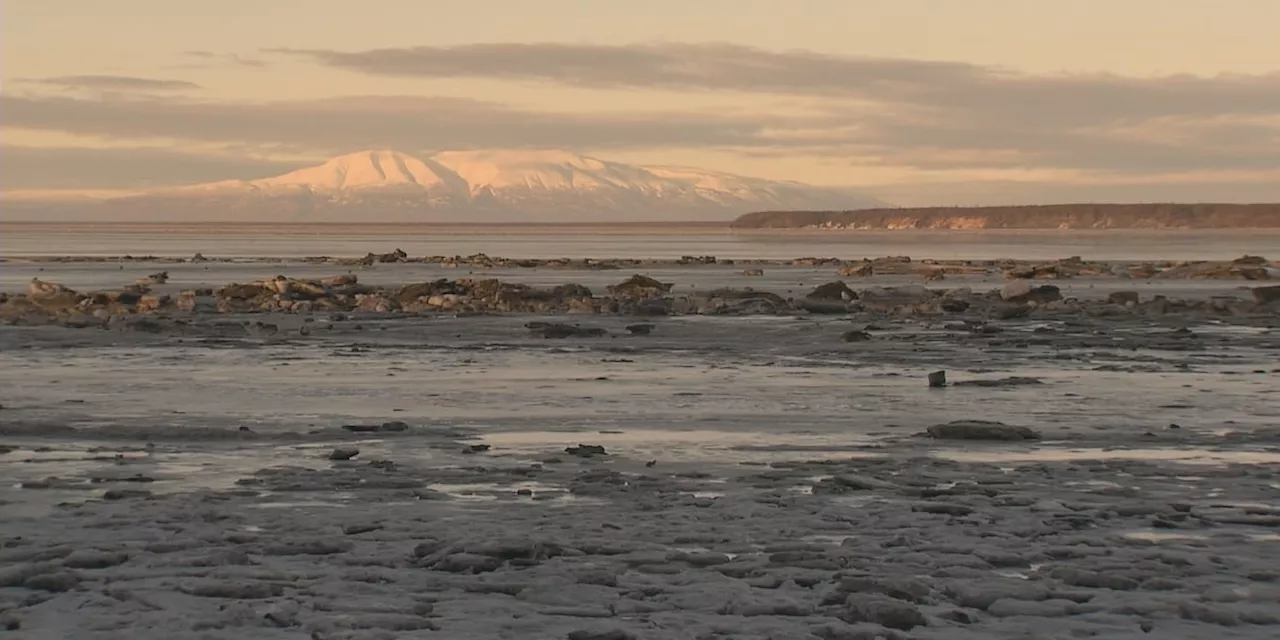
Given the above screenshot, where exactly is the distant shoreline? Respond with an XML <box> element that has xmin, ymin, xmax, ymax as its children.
<box><xmin>731</xmin><ymin>203</ymin><xmax>1280</xmax><ymax>230</ymax></box>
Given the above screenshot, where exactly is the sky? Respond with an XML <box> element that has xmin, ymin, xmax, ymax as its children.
<box><xmin>2</xmin><ymin>0</ymin><xmax>1279</xmax><ymax>206</ymax></box>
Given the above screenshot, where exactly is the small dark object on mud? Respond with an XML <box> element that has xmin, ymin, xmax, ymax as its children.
<box><xmin>329</xmin><ymin>447</ymin><xmax>359</xmax><ymax>461</ymax></box>
<box><xmin>625</xmin><ymin>323</ymin><xmax>655</xmax><ymax>335</ymax></box>
<box><xmin>566</xmin><ymin>444</ymin><xmax>608</xmax><ymax>458</ymax></box>
<box><xmin>842</xmin><ymin>330</ymin><xmax>872</xmax><ymax>342</ymax></box>
<box><xmin>926</xmin><ymin>420</ymin><xmax>1041</xmax><ymax>441</ymax></box>
<box><xmin>928</xmin><ymin>371</ymin><xmax>947</xmax><ymax>388</ymax></box>
<box><xmin>953</xmin><ymin>376</ymin><xmax>1043</xmax><ymax>388</ymax></box>
<box><xmin>463</xmin><ymin>444</ymin><xmax>491</xmax><ymax>454</ymax></box>
<box><xmin>342</xmin><ymin>420</ymin><xmax>409</xmax><ymax>433</ymax></box>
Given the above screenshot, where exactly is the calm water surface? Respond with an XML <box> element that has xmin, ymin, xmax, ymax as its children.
<box><xmin>1</xmin><ymin>224</ymin><xmax>1274</xmax><ymax>261</ymax></box>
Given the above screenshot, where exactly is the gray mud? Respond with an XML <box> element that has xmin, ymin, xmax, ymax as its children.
<box><xmin>2</xmin><ymin>274</ymin><xmax>1279</xmax><ymax>639</ymax></box>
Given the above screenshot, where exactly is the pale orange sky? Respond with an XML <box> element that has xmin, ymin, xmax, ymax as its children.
<box><xmin>3</xmin><ymin>0</ymin><xmax>1279</xmax><ymax>205</ymax></box>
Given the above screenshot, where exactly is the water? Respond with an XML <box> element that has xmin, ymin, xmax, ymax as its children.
<box><xmin>1</xmin><ymin>223</ymin><xmax>1275</xmax><ymax>261</ymax></box>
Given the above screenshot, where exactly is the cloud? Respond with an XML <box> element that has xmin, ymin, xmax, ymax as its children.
<box><xmin>23</xmin><ymin>75</ymin><xmax>202</xmax><ymax>92</ymax></box>
<box><xmin>181</xmin><ymin>51</ymin><xmax>268</xmax><ymax>68</ymax></box>
<box><xmin>5</xmin><ymin>42</ymin><xmax>1280</xmax><ymax>192</ymax></box>
<box><xmin>282</xmin><ymin>42</ymin><xmax>1280</xmax><ymax>122</ymax></box>
<box><xmin>0</xmin><ymin>145</ymin><xmax>302</xmax><ymax>190</ymax></box>
<box><xmin>0</xmin><ymin>94</ymin><xmax>780</xmax><ymax>152</ymax></box>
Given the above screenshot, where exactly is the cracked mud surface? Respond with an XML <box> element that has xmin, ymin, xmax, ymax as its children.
<box><xmin>2</xmin><ymin>273</ymin><xmax>1278</xmax><ymax>639</ymax></box>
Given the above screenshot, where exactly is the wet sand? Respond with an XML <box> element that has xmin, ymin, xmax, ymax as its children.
<box><xmin>1</xmin><ymin>264</ymin><xmax>1279</xmax><ymax>639</ymax></box>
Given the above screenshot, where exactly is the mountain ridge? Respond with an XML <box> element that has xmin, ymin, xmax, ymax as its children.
<box><xmin>6</xmin><ymin>149</ymin><xmax>887</xmax><ymax>222</ymax></box>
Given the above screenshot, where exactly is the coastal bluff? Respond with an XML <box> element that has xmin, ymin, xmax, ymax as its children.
<box><xmin>730</xmin><ymin>203</ymin><xmax>1280</xmax><ymax>230</ymax></box>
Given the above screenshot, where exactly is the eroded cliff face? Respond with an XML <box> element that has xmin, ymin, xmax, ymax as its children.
<box><xmin>731</xmin><ymin>203</ymin><xmax>1280</xmax><ymax>229</ymax></box>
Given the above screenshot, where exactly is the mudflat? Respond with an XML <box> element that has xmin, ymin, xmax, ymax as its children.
<box><xmin>1</xmin><ymin>255</ymin><xmax>1278</xmax><ymax>639</ymax></box>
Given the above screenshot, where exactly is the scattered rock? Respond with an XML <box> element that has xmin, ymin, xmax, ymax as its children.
<box><xmin>953</xmin><ymin>376</ymin><xmax>1043</xmax><ymax>388</ymax></box>
<box><xmin>566</xmin><ymin>444</ymin><xmax>608</xmax><ymax>458</ymax></box>
<box><xmin>842</xmin><ymin>594</ymin><xmax>927</xmax><ymax>631</ymax></box>
<box><xmin>329</xmin><ymin>447</ymin><xmax>360</xmax><ymax>461</ymax></box>
<box><xmin>926</xmin><ymin>420</ymin><xmax>1041</xmax><ymax>441</ymax></box>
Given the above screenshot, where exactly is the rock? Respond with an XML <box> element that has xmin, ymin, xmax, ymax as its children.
<box><xmin>1253</xmin><ymin>285</ymin><xmax>1280</xmax><ymax>305</ymax></box>
<box><xmin>607</xmin><ymin>275</ymin><xmax>671</xmax><ymax>299</ymax></box>
<box><xmin>567</xmin><ymin>630</ymin><xmax>637</xmax><ymax>640</ymax></box>
<box><xmin>952</xmin><ymin>376</ymin><xmax>1043</xmax><ymax>388</ymax></box>
<box><xmin>927</xmin><ymin>371</ymin><xmax>947</xmax><ymax>388</ymax></box>
<box><xmin>1108</xmin><ymin>291</ymin><xmax>1141</xmax><ymax>305</ymax></box>
<box><xmin>23</xmin><ymin>572</ymin><xmax>81</xmax><ymax>592</ymax></box>
<box><xmin>27</xmin><ymin>279</ymin><xmax>75</xmax><ymax>298</ymax></box>
<box><xmin>343</xmin><ymin>523</ymin><xmax>384</xmax><ymax>535</ymax></box>
<box><xmin>836</xmin><ymin>576</ymin><xmax>934</xmax><ymax>604</ymax></box>
<box><xmin>102</xmin><ymin>488</ymin><xmax>152</xmax><ymax>500</ymax></box>
<box><xmin>912</xmin><ymin>502</ymin><xmax>974</xmax><ymax>516</ymax></box>
<box><xmin>625</xmin><ymin>323</ymin><xmax>655</xmax><ymax>335</ymax></box>
<box><xmin>808</xmin><ymin>281</ymin><xmax>857</xmax><ymax>301</ymax></box>
<box><xmin>329</xmin><ymin>447</ymin><xmax>360</xmax><ymax>461</ymax></box>
<box><xmin>146</xmin><ymin>271</ymin><xmax>169</xmax><ymax>284</ymax></box>
<box><xmin>940</xmin><ymin>298</ymin><xmax>971</xmax><ymax>312</ymax></box>
<box><xmin>463</xmin><ymin>444</ymin><xmax>491</xmax><ymax>454</ymax></box>
<box><xmin>842</xmin><ymin>594</ymin><xmax>927</xmax><ymax>631</ymax></box>
<box><xmin>62</xmin><ymin>549</ymin><xmax>129</xmax><ymax>569</ymax></box>
<box><xmin>926</xmin><ymin>420</ymin><xmax>1040</xmax><ymax>441</ymax></box>
<box><xmin>841</xmin><ymin>330</ymin><xmax>872</xmax><ymax>342</ymax></box>
<box><xmin>740</xmin><ymin>269</ymin><xmax>765</xmax><ymax>276</ymax></box>
<box><xmin>1001</xmin><ymin>279</ymin><xmax>1034</xmax><ymax>301</ymax></box>
<box><xmin>181</xmin><ymin>580</ymin><xmax>284</xmax><ymax>599</ymax></box>
<box><xmin>812</xmin><ymin>474</ymin><xmax>897</xmax><ymax>494</ymax></box>
<box><xmin>528</xmin><ymin>322</ymin><xmax>607</xmax><ymax>339</ymax></box>
<box><xmin>839</xmin><ymin>263</ymin><xmax>874</xmax><ymax>277</ymax></box>
<box><xmin>566</xmin><ymin>444</ymin><xmax>608</xmax><ymax>458</ymax></box>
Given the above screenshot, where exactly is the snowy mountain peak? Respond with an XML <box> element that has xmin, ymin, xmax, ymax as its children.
<box><xmin>257</xmin><ymin>150</ymin><xmax>449</xmax><ymax>190</ymax></box>
<box><xmin>26</xmin><ymin>149</ymin><xmax>889</xmax><ymax>223</ymax></box>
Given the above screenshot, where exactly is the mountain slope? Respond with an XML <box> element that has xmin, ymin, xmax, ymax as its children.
<box><xmin>3</xmin><ymin>149</ymin><xmax>888</xmax><ymax>223</ymax></box>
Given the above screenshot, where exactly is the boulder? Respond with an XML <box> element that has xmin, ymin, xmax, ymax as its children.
<box><xmin>1253</xmin><ymin>285</ymin><xmax>1280</xmax><ymax>305</ymax></box>
<box><xmin>926</xmin><ymin>420</ymin><xmax>1040</xmax><ymax>441</ymax></box>
<box><xmin>807</xmin><ymin>281</ymin><xmax>856</xmax><ymax>301</ymax></box>
<box><xmin>607</xmin><ymin>275</ymin><xmax>671</xmax><ymax>299</ymax></box>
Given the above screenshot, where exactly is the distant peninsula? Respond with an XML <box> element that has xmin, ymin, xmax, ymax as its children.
<box><xmin>730</xmin><ymin>203</ymin><xmax>1280</xmax><ymax>230</ymax></box>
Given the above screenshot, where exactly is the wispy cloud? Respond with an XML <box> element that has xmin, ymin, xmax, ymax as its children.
<box><xmin>23</xmin><ymin>75</ymin><xmax>202</xmax><ymax>92</ymax></box>
<box><xmin>181</xmin><ymin>51</ymin><xmax>268</xmax><ymax>68</ymax></box>
<box><xmin>280</xmin><ymin>42</ymin><xmax>1280</xmax><ymax>122</ymax></box>
<box><xmin>0</xmin><ymin>145</ymin><xmax>301</xmax><ymax>190</ymax></box>
<box><xmin>0</xmin><ymin>94</ymin><xmax>778</xmax><ymax>153</ymax></box>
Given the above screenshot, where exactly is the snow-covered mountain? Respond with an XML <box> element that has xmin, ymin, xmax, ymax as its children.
<box><xmin>4</xmin><ymin>149</ymin><xmax>888</xmax><ymax>222</ymax></box>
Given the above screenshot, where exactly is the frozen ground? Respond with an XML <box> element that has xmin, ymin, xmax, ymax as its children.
<box><xmin>1</xmin><ymin>272</ymin><xmax>1279</xmax><ymax>638</ymax></box>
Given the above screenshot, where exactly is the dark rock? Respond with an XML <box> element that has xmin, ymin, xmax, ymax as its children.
<box><xmin>953</xmin><ymin>376</ymin><xmax>1043</xmax><ymax>388</ymax></box>
<box><xmin>1108</xmin><ymin>291</ymin><xmax>1141</xmax><ymax>305</ymax></box>
<box><xmin>530</xmin><ymin>322</ymin><xmax>608</xmax><ymax>339</ymax></box>
<box><xmin>625</xmin><ymin>323</ymin><xmax>655</xmax><ymax>335</ymax></box>
<box><xmin>329</xmin><ymin>447</ymin><xmax>360</xmax><ymax>461</ymax></box>
<box><xmin>940</xmin><ymin>299</ymin><xmax>971</xmax><ymax>312</ymax></box>
<box><xmin>841</xmin><ymin>330</ymin><xmax>872</xmax><ymax>342</ymax></box>
<box><xmin>842</xmin><ymin>594</ymin><xmax>927</xmax><ymax>631</ymax></box>
<box><xmin>23</xmin><ymin>572</ymin><xmax>81</xmax><ymax>592</ymax></box>
<box><xmin>1253</xmin><ymin>285</ymin><xmax>1280</xmax><ymax>305</ymax></box>
<box><xmin>343</xmin><ymin>523</ymin><xmax>384</xmax><ymax>535</ymax></box>
<box><xmin>912</xmin><ymin>502</ymin><xmax>975</xmax><ymax>516</ymax></box>
<box><xmin>567</xmin><ymin>630</ymin><xmax>637</xmax><ymax>640</ymax></box>
<box><xmin>607</xmin><ymin>275</ymin><xmax>671</xmax><ymax>299</ymax></box>
<box><xmin>463</xmin><ymin>444</ymin><xmax>491</xmax><ymax>454</ymax></box>
<box><xmin>927</xmin><ymin>371</ymin><xmax>947</xmax><ymax>388</ymax></box>
<box><xmin>926</xmin><ymin>420</ymin><xmax>1040</xmax><ymax>441</ymax></box>
<box><xmin>808</xmin><ymin>281</ymin><xmax>857</xmax><ymax>301</ymax></box>
<box><xmin>566</xmin><ymin>444</ymin><xmax>608</xmax><ymax>458</ymax></box>
<box><xmin>182</xmin><ymin>580</ymin><xmax>284</xmax><ymax>599</ymax></box>
<box><xmin>102</xmin><ymin>488</ymin><xmax>152</xmax><ymax>500</ymax></box>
